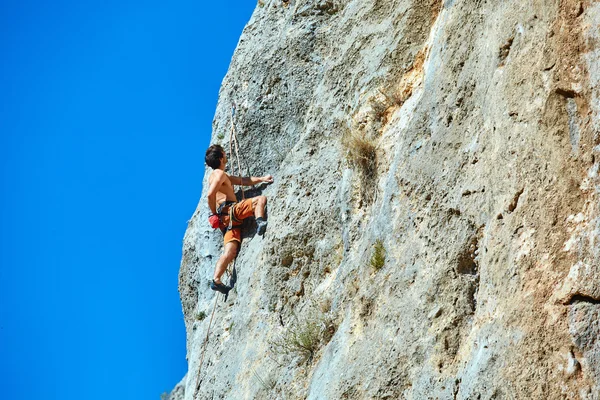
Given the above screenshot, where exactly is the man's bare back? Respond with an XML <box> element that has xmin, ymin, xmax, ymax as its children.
<box><xmin>209</xmin><ymin>170</ymin><xmax>237</xmax><ymax>208</ymax></box>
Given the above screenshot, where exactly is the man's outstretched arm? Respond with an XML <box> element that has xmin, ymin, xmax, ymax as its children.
<box><xmin>229</xmin><ymin>174</ymin><xmax>274</xmax><ymax>186</ymax></box>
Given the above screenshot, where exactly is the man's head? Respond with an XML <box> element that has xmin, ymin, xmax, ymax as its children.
<box><xmin>205</xmin><ymin>144</ymin><xmax>226</xmax><ymax>169</ymax></box>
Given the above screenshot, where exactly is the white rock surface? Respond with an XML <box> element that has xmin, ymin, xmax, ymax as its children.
<box><xmin>171</xmin><ymin>1</ymin><xmax>600</xmax><ymax>399</ymax></box>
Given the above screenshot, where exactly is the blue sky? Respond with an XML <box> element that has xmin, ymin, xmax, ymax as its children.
<box><xmin>0</xmin><ymin>1</ymin><xmax>256</xmax><ymax>399</ymax></box>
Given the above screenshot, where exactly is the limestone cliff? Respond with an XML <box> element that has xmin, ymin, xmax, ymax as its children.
<box><xmin>171</xmin><ymin>1</ymin><xmax>600</xmax><ymax>399</ymax></box>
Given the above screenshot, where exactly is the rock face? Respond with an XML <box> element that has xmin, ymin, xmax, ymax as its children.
<box><xmin>172</xmin><ymin>1</ymin><xmax>600</xmax><ymax>399</ymax></box>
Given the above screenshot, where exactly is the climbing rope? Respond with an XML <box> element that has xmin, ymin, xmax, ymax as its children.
<box><xmin>193</xmin><ymin>259</ymin><xmax>237</xmax><ymax>399</ymax></box>
<box><xmin>193</xmin><ymin>103</ymin><xmax>246</xmax><ymax>399</ymax></box>
<box><xmin>229</xmin><ymin>103</ymin><xmax>246</xmax><ymax>200</ymax></box>
<box><xmin>193</xmin><ymin>291</ymin><xmax>220</xmax><ymax>399</ymax></box>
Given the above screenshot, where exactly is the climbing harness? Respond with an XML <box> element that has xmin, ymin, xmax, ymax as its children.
<box><xmin>216</xmin><ymin>200</ymin><xmax>242</xmax><ymax>233</ymax></box>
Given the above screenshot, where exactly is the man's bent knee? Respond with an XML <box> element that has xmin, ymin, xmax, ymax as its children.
<box><xmin>252</xmin><ymin>195</ymin><xmax>267</xmax><ymax>209</ymax></box>
<box><xmin>223</xmin><ymin>242</ymin><xmax>239</xmax><ymax>259</ymax></box>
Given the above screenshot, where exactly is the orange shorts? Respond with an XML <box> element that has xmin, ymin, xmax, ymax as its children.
<box><xmin>219</xmin><ymin>198</ymin><xmax>255</xmax><ymax>245</ymax></box>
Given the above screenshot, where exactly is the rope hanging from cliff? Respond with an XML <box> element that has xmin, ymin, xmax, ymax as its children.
<box><xmin>225</xmin><ymin>103</ymin><xmax>242</xmax><ymax>292</ymax></box>
<box><xmin>229</xmin><ymin>103</ymin><xmax>246</xmax><ymax>200</ymax></box>
<box><xmin>193</xmin><ymin>103</ymin><xmax>245</xmax><ymax>400</ymax></box>
<box><xmin>193</xmin><ymin>292</ymin><xmax>219</xmax><ymax>399</ymax></box>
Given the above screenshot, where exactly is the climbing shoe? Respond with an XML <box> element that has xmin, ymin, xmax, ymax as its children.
<box><xmin>256</xmin><ymin>218</ymin><xmax>268</xmax><ymax>236</ymax></box>
<box><xmin>210</xmin><ymin>280</ymin><xmax>231</xmax><ymax>295</ymax></box>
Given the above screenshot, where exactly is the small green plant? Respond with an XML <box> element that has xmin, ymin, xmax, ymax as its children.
<box><xmin>160</xmin><ymin>392</ymin><xmax>169</xmax><ymax>400</ymax></box>
<box><xmin>196</xmin><ymin>311</ymin><xmax>207</xmax><ymax>321</ymax></box>
<box><xmin>370</xmin><ymin>240</ymin><xmax>386</xmax><ymax>271</ymax></box>
<box><xmin>216</xmin><ymin>132</ymin><xmax>225</xmax><ymax>140</ymax></box>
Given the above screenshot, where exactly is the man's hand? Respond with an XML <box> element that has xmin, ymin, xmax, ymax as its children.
<box><xmin>261</xmin><ymin>175</ymin><xmax>274</xmax><ymax>184</ymax></box>
<box><xmin>208</xmin><ymin>214</ymin><xmax>220</xmax><ymax>229</ymax></box>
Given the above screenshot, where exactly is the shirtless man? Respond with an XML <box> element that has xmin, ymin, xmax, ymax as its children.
<box><xmin>204</xmin><ymin>144</ymin><xmax>273</xmax><ymax>294</ymax></box>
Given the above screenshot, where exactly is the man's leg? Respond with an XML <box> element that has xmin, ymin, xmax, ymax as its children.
<box><xmin>251</xmin><ymin>195</ymin><xmax>267</xmax><ymax>219</ymax></box>
<box><xmin>251</xmin><ymin>196</ymin><xmax>268</xmax><ymax>235</ymax></box>
<box><xmin>213</xmin><ymin>241</ymin><xmax>239</xmax><ymax>285</ymax></box>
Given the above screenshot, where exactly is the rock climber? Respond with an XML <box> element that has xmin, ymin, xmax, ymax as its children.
<box><xmin>204</xmin><ymin>144</ymin><xmax>273</xmax><ymax>294</ymax></box>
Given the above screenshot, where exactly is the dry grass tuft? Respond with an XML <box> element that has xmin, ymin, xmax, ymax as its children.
<box><xmin>343</xmin><ymin>130</ymin><xmax>378</xmax><ymax>205</ymax></box>
<box><xmin>345</xmin><ymin>134</ymin><xmax>377</xmax><ymax>178</ymax></box>
<box><xmin>268</xmin><ymin>306</ymin><xmax>336</xmax><ymax>363</ymax></box>
<box><xmin>252</xmin><ymin>368</ymin><xmax>276</xmax><ymax>391</ymax></box>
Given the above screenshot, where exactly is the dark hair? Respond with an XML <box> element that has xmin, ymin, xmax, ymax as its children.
<box><xmin>205</xmin><ymin>144</ymin><xmax>225</xmax><ymax>169</ymax></box>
